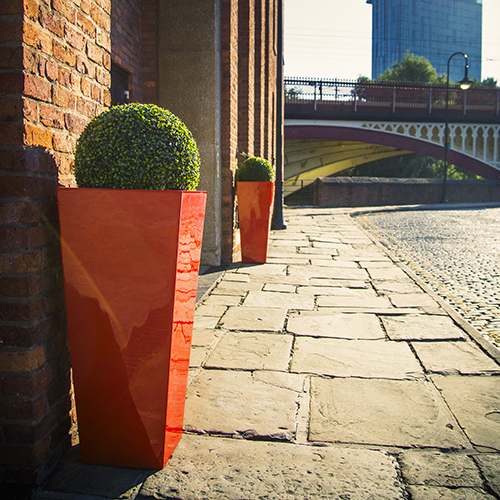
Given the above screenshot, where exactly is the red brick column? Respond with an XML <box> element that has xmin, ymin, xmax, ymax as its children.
<box><xmin>0</xmin><ymin>0</ymin><xmax>110</xmax><ymax>489</ymax></box>
<box><xmin>221</xmin><ymin>0</ymin><xmax>240</xmax><ymax>262</ymax></box>
<box><xmin>254</xmin><ymin>0</ymin><xmax>265</xmax><ymax>157</ymax></box>
<box><xmin>141</xmin><ymin>0</ymin><xmax>159</xmax><ymax>103</ymax></box>
<box><xmin>237</xmin><ymin>0</ymin><xmax>255</xmax><ymax>158</ymax></box>
<box><xmin>263</xmin><ymin>0</ymin><xmax>277</xmax><ymax>162</ymax></box>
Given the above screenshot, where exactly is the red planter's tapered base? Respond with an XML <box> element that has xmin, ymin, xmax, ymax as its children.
<box><xmin>57</xmin><ymin>188</ymin><xmax>206</xmax><ymax>469</ymax></box>
<box><xmin>237</xmin><ymin>181</ymin><xmax>274</xmax><ymax>263</ymax></box>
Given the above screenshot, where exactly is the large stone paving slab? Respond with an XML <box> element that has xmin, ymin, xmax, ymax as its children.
<box><xmin>407</xmin><ymin>485</ymin><xmax>495</xmax><ymax>499</ymax></box>
<box><xmin>381</xmin><ymin>314</ymin><xmax>465</xmax><ymax>341</ymax></box>
<box><xmin>237</xmin><ymin>263</ymin><xmax>287</xmax><ymax>280</ymax></box>
<box><xmin>317</xmin><ymin>294</ymin><xmax>393</xmax><ymax>310</ymax></box>
<box><xmin>367</xmin><ymin>267</ymin><xmax>412</xmax><ymax>281</ymax></box>
<box><xmin>372</xmin><ymin>280</ymin><xmax>425</xmax><ymax>294</ymax></box>
<box><xmin>309</xmin><ymin>377</ymin><xmax>469</xmax><ymax>448</ymax></box>
<box><xmin>309</xmin><ymin>259</ymin><xmax>359</xmax><ymax>267</ymax></box>
<box><xmin>204</xmin><ymin>332</ymin><xmax>293</xmax><ymax>371</ymax></box>
<box><xmin>288</xmin><ymin>265</ymin><xmax>370</xmax><ymax>281</ymax></box>
<box><xmin>219</xmin><ymin>306</ymin><xmax>287</xmax><ymax>331</ymax></box>
<box><xmin>398</xmin><ymin>450</ymin><xmax>483</xmax><ymax>487</ymax></box>
<box><xmin>139</xmin><ymin>434</ymin><xmax>407</xmax><ymax>500</ymax></box>
<box><xmin>475</xmin><ymin>454</ymin><xmax>500</xmax><ymax>496</ymax></box>
<box><xmin>184</xmin><ymin>370</ymin><xmax>298</xmax><ymax>440</ymax></box>
<box><xmin>308</xmin><ymin>277</ymin><xmax>368</xmax><ymax>288</ymax></box>
<box><xmin>431</xmin><ymin>375</ymin><xmax>500</xmax><ymax>451</ymax></box>
<box><xmin>388</xmin><ymin>293</ymin><xmax>442</xmax><ymax>310</ymax></box>
<box><xmin>35</xmin><ymin>446</ymin><xmax>147</xmax><ymax>500</ymax></box>
<box><xmin>298</xmin><ymin>287</ymin><xmax>378</xmax><ymax>297</ymax></box>
<box><xmin>291</xmin><ymin>337</ymin><xmax>422</xmax><ymax>379</ymax></box>
<box><xmin>287</xmin><ymin>312</ymin><xmax>385</xmax><ymax>339</ymax></box>
<box><xmin>412</xmin><ymin>341</ymin><xmax>500</xmax><ymax>375</ymax></box>
<box><xmin>211</xmin><ymin>280</ymin><xmax>263</xmax><ymax>294</ymax></box>
<box><xmin>242</xmin><ymin>290</ymin><xmax>315</xmax><ymax>310</ymax></box>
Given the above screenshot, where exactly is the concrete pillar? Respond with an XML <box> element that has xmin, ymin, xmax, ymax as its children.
<box><xmin>158</xmin><ymin>0</ymin><xmax>222</xmax><ymax>266</ymax></box>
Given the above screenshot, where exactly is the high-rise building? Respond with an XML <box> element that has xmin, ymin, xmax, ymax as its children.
<box><xmin>367</xmin><ymin>0</ymin><xmax>482</xmax><ymax>82</ymax></box>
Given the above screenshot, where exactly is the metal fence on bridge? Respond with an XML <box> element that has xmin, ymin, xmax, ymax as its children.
<box><xmin>285</xmin><ymin>77</ymin><xmax>500</xmax><ymax>116</ymax></box>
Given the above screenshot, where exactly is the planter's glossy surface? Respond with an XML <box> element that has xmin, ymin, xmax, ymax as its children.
<box><xmin>57</xmin><ymin>188</ymin><xmax>206</xmax><ymax>469</ymax></box>
<box><xmin>237</xmin><ymin>181</ymin><xmax>274</xmax><ymax>263</ymax></box>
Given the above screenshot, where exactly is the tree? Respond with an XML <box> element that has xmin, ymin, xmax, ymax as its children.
<box><xmin>480</xmin><ymin>77</ymin><xmax>498</xmax><ymax>88</ymax></box>
<box><xmin>334</xmin><ymin>154</ymin><xmax>482</xmax><ymax>180</ymax></box>
<box><xmin>378</xmin><ymin>50</ymin><xmax>441</xmax><ymax>83</ymax></box>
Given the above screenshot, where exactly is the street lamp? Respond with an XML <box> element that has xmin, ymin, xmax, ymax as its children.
<box><xmin>441</xmin><ymin>52</ymin><xmax>472</xmax><ymax>203</ymax></box>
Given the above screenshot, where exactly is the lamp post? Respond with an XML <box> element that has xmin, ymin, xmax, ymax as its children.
<box><xmin>441</xmin><ymin>52</ymin><xmax>472</xmax><ymax>203</ymax></box>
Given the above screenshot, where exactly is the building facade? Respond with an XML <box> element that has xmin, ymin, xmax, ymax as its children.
<box><xmin>0</xmin><ymin>0</ymin><xmax>280</xmax><ymax>492</ymax></box>
<box><xmin>367</xmin><ymin>0</ymin><xmax>482</xmax><ymax>81</ymax></box>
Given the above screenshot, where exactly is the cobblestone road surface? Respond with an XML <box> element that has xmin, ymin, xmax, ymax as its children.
<box><xmin>358</xmin><ymin>207</ymin><xmax>500</xmax><ymax>348</ymax></box>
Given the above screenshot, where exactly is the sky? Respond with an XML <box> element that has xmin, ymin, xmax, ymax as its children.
<box><xmin>284</xmin><ymin>0</ymin><xmax>500</xmax><ymax>83</ymax></box>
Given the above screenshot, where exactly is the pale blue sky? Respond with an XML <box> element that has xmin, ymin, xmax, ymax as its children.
<box><xmin>284</xmin><ymin>0</ymin><xmax>500</xmax><ymax>82</ymax></box>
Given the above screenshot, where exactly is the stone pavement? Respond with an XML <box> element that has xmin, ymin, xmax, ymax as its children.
<box><xmin>33</xmin><ymin>206</ymin><xmax>500</xmax><ymax>500</ymax></box>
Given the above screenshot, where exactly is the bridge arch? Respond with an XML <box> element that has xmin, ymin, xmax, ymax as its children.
<box><xmin>284</xmin><ymin>121</ymin><xmax>500</xmax><ymax>196</ymax></box>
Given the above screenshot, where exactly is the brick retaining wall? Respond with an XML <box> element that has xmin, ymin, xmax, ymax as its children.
<box><xmin>313</xmin><ymin>177</ymin><xmax>500</xmax><ymax>207</ymax></box>
<box><xmin>0</xmin><ymin>0</ymin><xmax>110</xmax><ymax>488</ymax></box>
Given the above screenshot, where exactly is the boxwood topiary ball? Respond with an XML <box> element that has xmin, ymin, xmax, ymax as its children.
<box><xmin>74</xmin><ymin>103</ymin><xmax>200</xmax><ymax>190</ymax></box>
<box><xmin>237</xmin><ymin>156</ymin><xmax>275</xmax><ymax>182</ymax></box>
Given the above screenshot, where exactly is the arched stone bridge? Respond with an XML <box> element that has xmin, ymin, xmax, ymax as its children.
<box><xmin>284</xmin><ymin>78</ymin><xmax>500</xmax><ymax>197</ymax></box>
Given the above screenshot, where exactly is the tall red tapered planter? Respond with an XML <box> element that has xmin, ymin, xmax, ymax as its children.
<box><xmin>57</xmin><ymin>188</ymin><xmax>206</xmax><ymax>469</ymax></box>
<box><xmin>237</xmin><ymin>181</ymin><xmax>274</xmax><ymax>263</ymax></box>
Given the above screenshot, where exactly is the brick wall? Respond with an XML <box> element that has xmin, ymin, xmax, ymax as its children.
<box><xmin>313</xmin><ymin>177</ymin><xmax>500</xmax><ymax>207</ymax></box>
<box><xmin>221</xmin><ymin>0</ymin><xmax>279</xmax><ymax>262</ymax></box>
<box><xmin>221</xmin><ymin>0</ymin><xmax>240</xmax><ymax>262</ymax></box>
<box><xmin>110</xmin><ymin>0</ymin><xmax>141</xmax><ymax>101</ymax></box>
<box><xmin>141</xmin><ymin>0</ymin><xmax>158</xmax><ymax>103</ymax></box>
<box><xmin>253</xmin><ymin>0</ymin><xmax>265</xmax><ymax>156</ymax></box>
<box><xmin>110</xmin><ymin>0</ymin><xmax>158</xmax><ymax>104</ymax></box>
<box><xmin>0</xmin><ymin>0</ymin><xmax>110</xmax><ymax>488</ymax></box>
<box><xmin>1</xmin><ymin>0</ymin><xmax>277</xmax><ymax>488</ymax></box>
<box><xmin>237</xmin><ymin>0</ymin><xmax>255</xmax><ymax>158</ymax></box>
<box><xmin>263</xmin><ymin>0</ymin><xmax>277</xmax><ymax>162</ymax></box>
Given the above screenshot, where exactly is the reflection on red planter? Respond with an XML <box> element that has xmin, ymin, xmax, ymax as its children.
<box><xmin>57</xmin><ymin>188</ymin><xmax>206</xmax><ymax>469</ymax></box>
<box><xmin>237</xmin><ymin>181</ymin><xmax>274</xmax><ymax>263</ymax></box>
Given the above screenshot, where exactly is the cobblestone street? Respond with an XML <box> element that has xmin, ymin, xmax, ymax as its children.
<box><xmin>358</xmin><ymin>206</ymin><xmax>500</xmax><ymax>348</ymax></box>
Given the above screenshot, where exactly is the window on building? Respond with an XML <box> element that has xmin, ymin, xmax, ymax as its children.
<box><xmin>111</xmin><ymin>63</ymin><xmax>130</xmax><ymax>106</ymax></box>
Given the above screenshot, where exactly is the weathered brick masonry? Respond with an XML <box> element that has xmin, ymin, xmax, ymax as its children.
<box><xmin>1</xmin><ymin>0</ymin><xmax>278</xmax><ymax>488</ymax></box>
<box><xmin>0</xmin><ymin>0</ymin><xmax>111</xmax><ymax>488</ymax></box>
<box><xmin>221</xmin><ymin>0</ymin><xmax>277</xmax><ymax>261</ymax></box>
<box><xmin>313</xmin><ymin>177</ymin><xmax>500</xmax><ymax>207</ymax></box>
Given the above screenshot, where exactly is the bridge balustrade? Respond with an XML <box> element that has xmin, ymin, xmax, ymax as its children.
<box><xmin>285</xmin><ymin>78</ymin><xmax>500</xmax><ymax>117</ymax></box>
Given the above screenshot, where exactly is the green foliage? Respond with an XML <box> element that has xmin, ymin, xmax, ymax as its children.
<box><xmin>285</xmin><ymin>87</ymin><xmax>303</xmax><ymax>99</ymax></box>
<box><xmin>74</xmin><ymin>103</ymin><xmax>200</xmax><ymax>190</ymax></box>
<box><xmin>237</xmin><ymin>156</ymin><xmax>275</xmax><ymax>182</ymax></box>
<box><xmin>481</xmin><ymin>77</ymin><xmax>498</xmax><ymax>88</ymax></box>
<box><xmin>379</xmin><ymin>50</ymin><xmax>439</xmax><ymax>83</ymax></box>
<box><xmin>335</xmin><ymin>154</ymin><xmax>483</xmax><ymax>180</ymax></box>
<box><xmin>358</xmin><ymin>52</ymin><xmax>498</xmax><ymax>88</ymax></box>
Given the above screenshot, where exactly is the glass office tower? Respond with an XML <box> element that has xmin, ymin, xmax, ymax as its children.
<box><xmin>366</xmin><ymin>0</ymin><xmax>482</xmax><ymax>82</ymax></box>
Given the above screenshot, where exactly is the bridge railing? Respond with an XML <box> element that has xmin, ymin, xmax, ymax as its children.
<box><xmin>285</xmin><ymin>77</ymin><xmax>500</xmax><ymax>116</ymax></box>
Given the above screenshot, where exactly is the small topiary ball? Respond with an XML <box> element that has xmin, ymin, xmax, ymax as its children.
<box><xmin>237</xmin><ymin>156</ymin><xmax>275</xmax><ymax>182</ymax></box>
<box><xmin>74</xmin><ymin>103</ymin><xmax>200</xmax><ymax>190</ymax></box>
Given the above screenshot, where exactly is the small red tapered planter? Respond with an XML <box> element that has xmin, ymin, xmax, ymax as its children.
<box><xmin>237</xmin><ymin>181</ymin><xmax>274</xmax><ymax>263</ymax></box>
<box><xmin>57</xmin><ymin>188</ymin><xmax>206</xmax><ymax>469</ymax></box>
